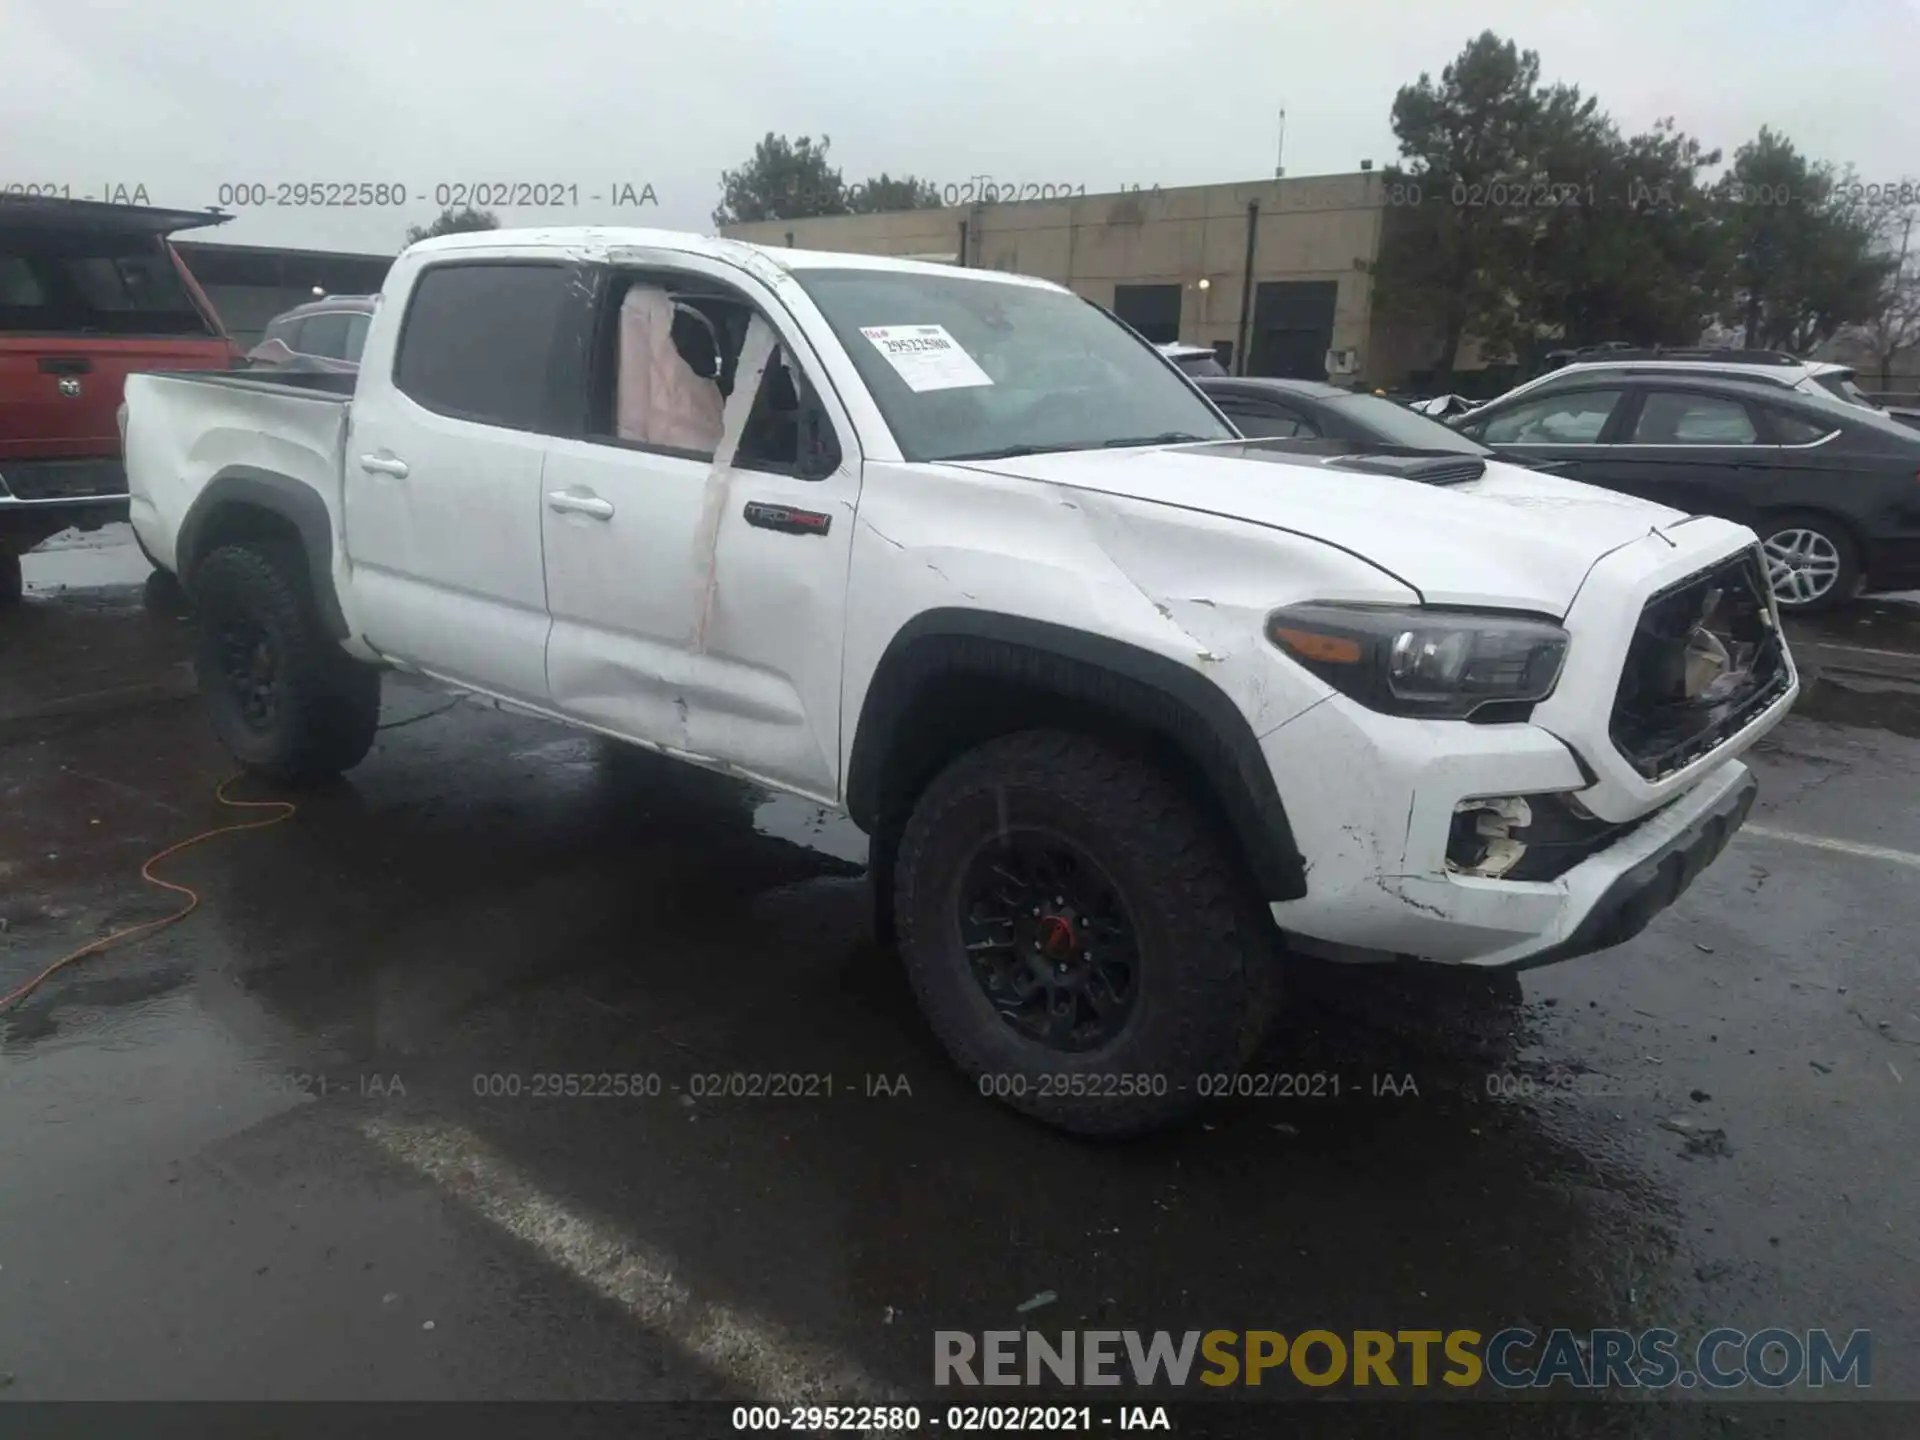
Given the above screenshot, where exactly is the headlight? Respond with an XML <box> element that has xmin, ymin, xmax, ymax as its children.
<box><xmin>1266</xmin><ymin>603</ymin><xmax>1569</xmax><ymax>719</ymax></box>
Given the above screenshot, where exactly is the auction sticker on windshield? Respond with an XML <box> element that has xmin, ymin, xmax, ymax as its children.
<box><xmin>860</xmin><ymin>324</ymin><xmax>994</xmax><ymax>392</ymax></box>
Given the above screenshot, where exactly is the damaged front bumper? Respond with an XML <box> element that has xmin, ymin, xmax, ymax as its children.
<box><xmin>1260</xmin><ymin>523</ymin><xmax>1793</xmax><ymax>969</ymax></box>
<box><xmin>1267</xmin><ymin>736</ymin><xmax>1759</xmax><ymax>969</ymax></box>
<box><xmin>1503</xmin><ymin>766</ymin><xmax>1756</xmax><ymax>971</ymax></box>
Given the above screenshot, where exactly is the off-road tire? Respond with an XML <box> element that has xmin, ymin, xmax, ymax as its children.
<box><xmin>191</xmin><ymin>542</ymin><xmax>380</xmax><ymax>783</ymax></box>
<box><xmin>0</xmin><ymin>552</ymin><xmax>22</xmax><ymax>606</ymax></box>
<box><xmin>894</xmin><ymin>729</ymin><xmax>1274</xmax><ymax>1136</ymax></box>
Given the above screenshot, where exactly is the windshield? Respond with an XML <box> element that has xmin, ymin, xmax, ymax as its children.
<box><xmin>1327</xmin><ymin>393</ymin><xmax>1493</xmax><ymax>453</ymax></box>
<box><xmin>792</xmin><ymin>268</ymin><xmax>1235</xmax><ymax>461</ymax></box>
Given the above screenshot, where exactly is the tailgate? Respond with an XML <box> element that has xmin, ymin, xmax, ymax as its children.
<box><xmin>0</xmin><ymin>335</ymin><xmax>232</xmax><ymax>461</ymax></box>
<box><xmin>1</xmin><ymin>217</ymin><xmax>231</xmax><ymax>463</ymax></box>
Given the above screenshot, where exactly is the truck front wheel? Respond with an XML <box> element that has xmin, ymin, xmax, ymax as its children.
<box><xmin>191</xmin><ymin>542</ymin><xmax>380</xmax><ymax>784</ymax></box>
<box><xmin>894</xmin><ymin>729</ymin><xmax>1273</xmax><ymax>1136</ymax></box>
<box><xmin>0</xmin><ymin>552</ymin><xmax>21</xmax><ymax>606</ymax></box>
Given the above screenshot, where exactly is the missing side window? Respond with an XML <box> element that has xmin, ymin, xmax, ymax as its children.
<box><xmin>737</xmin><ymin>346</ymin><xmax>841</xmax><ymax>478</ymax></box>
<box><xmin>587</xmin><ymin>272</ymin><xmax>753</xmax><ymax>457</ymax></box>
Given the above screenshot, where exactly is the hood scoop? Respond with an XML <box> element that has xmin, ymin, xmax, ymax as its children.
<box><xmin>1320</xmin><ymin>451</ymin><xmax>1487</xmax><ymax>486</ymax></box>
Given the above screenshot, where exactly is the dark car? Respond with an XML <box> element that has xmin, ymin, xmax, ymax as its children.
<box><xmin>1157</xmin><ymin>342</ymin><xmax>1229</xmax><ymax>378</ymax></box>
<box><xmin>1196</xmin><ymin>376</ymin><xmax>1498</xmax><ymax>455</ymax></box>
<box><xmin>1</xmin><ymin>197</ymin><xmax>239</xmax><ymax>603</ymax></box>
<box><xmin>1454</xmin><ymin>372</ymin><xmax>1920</xmax><ymax>611</ymax></box>
<box><xmin>246</xmin><ymin>295</ymin><xmax>375</xmax><ymax>373</ymax></box>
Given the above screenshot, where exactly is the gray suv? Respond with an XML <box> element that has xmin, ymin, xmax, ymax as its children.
<box><xmin>245</xmin><ymin>295</ymin><xmax>374</xmax><ymax>373</ymax></box>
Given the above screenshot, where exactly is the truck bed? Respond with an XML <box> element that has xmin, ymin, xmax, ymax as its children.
<box><xmin>123</xmin><ymin>368</ymin><xmax>354</xmax><ymax>577</ymax></box>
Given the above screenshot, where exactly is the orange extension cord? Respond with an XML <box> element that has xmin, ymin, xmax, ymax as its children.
<box><xmin>0</xmin><ymin>775</ymin><xmax>297</xmax><ymax>1015</ymax></box>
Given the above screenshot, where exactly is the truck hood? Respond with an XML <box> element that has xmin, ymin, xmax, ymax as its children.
<box><xmin>949</xmin><ymin>441</ymin><xmax>1689</xmax><ymax>615</ymax></box>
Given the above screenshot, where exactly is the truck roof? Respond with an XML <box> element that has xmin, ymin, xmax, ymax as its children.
<box><xmin>402</xmin><ymin>226</ymin><xmax>1064</xmax><ymax>290</ymax></box>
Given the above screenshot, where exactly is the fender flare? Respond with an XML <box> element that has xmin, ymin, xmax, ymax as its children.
<box><xmin>176</xmin><ymin>466</ymin><xmax>348</xmax><ymax>639</ymax></box>
<box><xmin>846</xmin><ymin>608</ymin><xmax>1307</xmax><ymax>900</ymax></box>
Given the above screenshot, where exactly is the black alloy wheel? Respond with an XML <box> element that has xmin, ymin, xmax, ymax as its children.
<box><xmin>217</xmin><ymin>615</ymin><xmax>283</xmax><ymax>732</ymax></box>
<box><xmin>957</xmin><ymin>829</ymin><xmax>1141</xmax><ymax>1052</ymax></box>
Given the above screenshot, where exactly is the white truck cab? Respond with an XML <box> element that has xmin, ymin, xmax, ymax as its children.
<box><xmin>123</xmin><ymin>227</ymin><xmax>1798</xmax><ymax>1134</ymax></box>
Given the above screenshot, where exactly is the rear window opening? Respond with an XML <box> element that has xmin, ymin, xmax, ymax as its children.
<box><xmin>0</xmin><ymin>228</ymin><xmax>213</xmax><ymax>337</ymax></box>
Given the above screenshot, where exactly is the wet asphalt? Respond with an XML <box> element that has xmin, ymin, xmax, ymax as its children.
<box><xmin>2</xmin><ymin>528</ymin><xmax>1918</xmax><ymax>1435</ymax></box>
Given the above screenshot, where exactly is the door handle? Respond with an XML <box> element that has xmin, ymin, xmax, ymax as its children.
<box><xmin>548</xmin><ymin>490</ymin><xmax>614</xmax><ymax>520</ymax></box>
<box><xmin>359</xmin><ymin>454</ymin><xmax>410</xmax><ymax>478</ymax></box>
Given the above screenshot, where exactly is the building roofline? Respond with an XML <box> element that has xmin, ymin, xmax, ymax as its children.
<box><xmin>171</xmin><ymin>238</ymin><xmax>397</xmax><ymax>265</ymax></box>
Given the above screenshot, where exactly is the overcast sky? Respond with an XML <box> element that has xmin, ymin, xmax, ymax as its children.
<box><xmin>5</xmin><ymin>0</ymin><xmax>1917</xmax><ymax>255</ymax></box>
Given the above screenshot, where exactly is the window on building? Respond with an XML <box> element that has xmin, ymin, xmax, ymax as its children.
<box><xmin>1112</xmin><ymin>283</ymin><xmax>1183</xmax><ymax>345</ymax></box>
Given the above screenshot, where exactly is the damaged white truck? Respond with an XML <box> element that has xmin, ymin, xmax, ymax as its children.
<box><xmin>122</xmin><ymin>228</ymin><xmax>1798</xmax><ymax>1135</ymax></box>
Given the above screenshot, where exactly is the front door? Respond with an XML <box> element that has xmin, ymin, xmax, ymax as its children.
<box><xmin>1467</xmin><ymin>386</ymin><xmax>1628</xmax><ymax>488</ymax></box>
<box><xmin>343</xmin><ymin>258</ymin><xmax>573</xmax><ymax>704</ymax></box>
<box><xmin>540</xmin><ymin>260</ymin><xmax>861</xmax><ymax>802</ymax></box>
<box><xmin>1596</xmin><ymin>388</ymin><xmax>1768</xmax><ymax>519</ymax></box>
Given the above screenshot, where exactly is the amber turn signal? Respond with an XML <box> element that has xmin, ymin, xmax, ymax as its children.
<box><xmin>1269</xmin><ymin>625</ymin><xmax>1364</xmax><ymax>665</ymax></box>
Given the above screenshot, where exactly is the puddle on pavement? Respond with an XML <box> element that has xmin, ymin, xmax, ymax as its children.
<box><xmin>0</xmin><ymin>969</ymin><xmax>312</xmax><ymax>1182</ymax></box>
<box><xmin>751</xmin><ymin>792</ymin><xmax>869</xmax><ymax>867</ymax></box>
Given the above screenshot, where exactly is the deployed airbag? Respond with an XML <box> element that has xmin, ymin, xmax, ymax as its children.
<box><xmin>615</xmin><ymin>285</ymin><xmax>725</xmax><ymax>454</ymax></box>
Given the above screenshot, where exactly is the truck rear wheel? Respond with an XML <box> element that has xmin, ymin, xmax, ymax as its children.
<box><xmin>191</xmin><ymin>542</ymin><xmax>381</xmax><ymax>784</ymax></box>
<box><xmin>0</xmin><ymin>552</ymin><xmax>21</xmax><ymax>606</ymax></box>
<box><xmin>894</xmin><ymin>729</ymin><xmax>1272</xmax><ymax>1136</ymax></box>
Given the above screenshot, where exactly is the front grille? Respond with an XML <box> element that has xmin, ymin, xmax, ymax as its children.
<box><xmin>1609</xmin><ymin>547</ymin><xmax>1791</xmax><ymax>780</ymax></box>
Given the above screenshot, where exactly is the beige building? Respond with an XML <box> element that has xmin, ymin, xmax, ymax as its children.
<box><xmin>723</xmin><ymin>171</ymin><xmax>1435</xmax><ymax>388</ymax></box>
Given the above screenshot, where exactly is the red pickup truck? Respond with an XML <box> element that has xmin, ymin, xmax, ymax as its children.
<box><xmin>0</xmin><ymin>197</ymin><xmax>239</xmax><ymax>602</ymax></box>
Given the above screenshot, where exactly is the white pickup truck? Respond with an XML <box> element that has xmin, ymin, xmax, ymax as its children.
<box><xmin>123</xmin><ymin>227</ymin><xmax>1798</xmax><ymax>1134</ymax></box>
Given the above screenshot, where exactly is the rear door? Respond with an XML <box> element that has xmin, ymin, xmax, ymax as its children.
<box><xmin>1599</xmin><ymin>388</ymin><xmax>1768</xmax><ymax>519</ymax></box>
<box><xmin>342</xmin><ymin>258</ymin><xmax>570</xmax><ymax>705</ymax></box>
<box><xmin>0</xmin><ymin>220</ymin><xmax>231</xmax><ymax>476</ymax></box>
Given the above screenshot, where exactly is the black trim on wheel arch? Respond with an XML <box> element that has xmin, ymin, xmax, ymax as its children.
<box><xmin>847</xmin><ymin>609</ymin><xmax>1308</xmax><ymax>901</ymax></box>
<box><xmin>176</xmin><ymin>468</ymin><xmax>348</xmax><ymax>639</ymax></box>
<box><xmin>1505</xmin><ymin>771</ymin><xmax>1758</xmax><ymax>972</ymax></box>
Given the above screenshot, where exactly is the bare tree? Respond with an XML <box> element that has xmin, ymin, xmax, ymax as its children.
<box><xmin>1843</xmin><ymin>195</ymin><xmax>1920</xmax><ymax>392</ymax></box>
